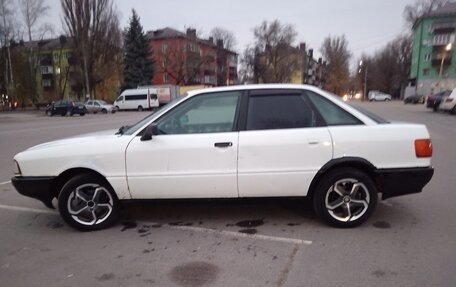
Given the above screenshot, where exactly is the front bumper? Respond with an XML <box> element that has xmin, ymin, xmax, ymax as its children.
<box><xmin>376</xmin><ymin>167</ymin><xmax>434</xmax><ymax>199</ymax></box>
<box><xmin>11</xmin><ymin>176</ymin><xmax>56</xmax><ymax>208</ymax></box>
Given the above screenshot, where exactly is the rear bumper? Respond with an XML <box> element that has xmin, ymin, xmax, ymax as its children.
<box><xmin>376</xmin><ymin>167</ymin><xmax>434</xmax><ymax>199</ymax></box>
<box><xmin>11</xmin><ymin>176</ymin><xmax>56</xmax><ymax>208</ymax></box>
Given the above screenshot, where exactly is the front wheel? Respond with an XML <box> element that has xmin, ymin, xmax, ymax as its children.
<box><xmin>58</xmin><ymin>174</ymin><xmax>120</xmax><ymax>231</ymax></box>
<box><xmin>138</xmin><ymin>106</ymin><xmax>143</xmax><ymax>112</ymax></box>
<box><xmin>313</xmin><ymin>168</ymin><xmax>377</xmax><ymax>228</ymax></box>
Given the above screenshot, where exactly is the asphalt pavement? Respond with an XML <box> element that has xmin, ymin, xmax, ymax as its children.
<box><xmin>0</xmin><ymin>102</ymin><xmax>455</xmax><ymax>287</ymax></box>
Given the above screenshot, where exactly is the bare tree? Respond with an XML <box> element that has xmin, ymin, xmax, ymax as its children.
<box><xmin>403</xmin><ymin>0</ymin><xmax>449</xmax><ymax>28</ymax></box>
<box><xmin>19</xmin><ymin>0</ymin><xmax>50</xmax><ymax>41</ymax></box>
<box><xmin>0</xmin><ymin>0</ymin><xmax>15</xmax><ymax>105</ymax></box>
<box><xmin>252</xmin><ymin>20</ymin><xmax>299</xmax><ymax>83</ymax></box>
<box><xmin>209</xmin><ymin>27</ymin><xmax>237</xmax><ymax>51</ymax></box>
<box><xmin>61</xmin><ymin>0</ymin><xmax>121</xmax><ymax>99</ymax></box>
<box><xmin>320</xmin><ymin>35</ymin><xmax>351</xmax><ymax>95</ymax></box>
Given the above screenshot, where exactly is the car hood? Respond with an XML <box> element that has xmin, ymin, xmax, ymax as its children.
<box><xmin>26</xmin><ymin>129</ymin><xmax>119</xmax><ymax>151</ymax></box>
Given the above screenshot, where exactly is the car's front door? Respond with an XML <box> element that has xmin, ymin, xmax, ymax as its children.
<box><xmin>238</xmin><ymin>89</ymin><xmax>333</xmax><ymax>197</ymax></box>
<box><xmin>126</xmin><ymin>91</ymin><xmax>242</xmax><ymax>199</ymax></box>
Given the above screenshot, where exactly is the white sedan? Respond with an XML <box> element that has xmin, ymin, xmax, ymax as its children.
<box><xmin>12</xmin><ymin>84</ymin><xmax>434</xmax><ymax>231</ymax></box>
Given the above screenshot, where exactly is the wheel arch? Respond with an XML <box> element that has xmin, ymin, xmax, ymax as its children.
<box><xmin>308</xmin><ymin>157</ymin><xmax>379</xmax><ymax>199</ymax></box>
<box><xmin>52</xmin><ymin>168</ymin><xmax>111</xmax><ymax>199</ymax></box>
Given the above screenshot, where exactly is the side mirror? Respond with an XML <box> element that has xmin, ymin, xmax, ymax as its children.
<box><xmin>140</xmin><ymin>123</ymin><xmax>158</xmax><ymax>141</ymax></box>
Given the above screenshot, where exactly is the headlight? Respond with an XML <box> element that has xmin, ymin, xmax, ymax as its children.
<box><xmin>13</xmin><ymin>160</ymin><xmax>21</xmax><ymax>176</ymax></box>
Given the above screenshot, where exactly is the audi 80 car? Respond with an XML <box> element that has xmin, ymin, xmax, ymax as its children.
<box><xmin>12</xmin><ymin>84</ymin><xmax>434</xmax><ymax>231</ymax></box>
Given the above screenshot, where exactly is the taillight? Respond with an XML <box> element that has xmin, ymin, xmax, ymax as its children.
<box><xmin>415</xmin><ymin>139</ymin><xmax>433</xmax><ymax>158</ymax></box>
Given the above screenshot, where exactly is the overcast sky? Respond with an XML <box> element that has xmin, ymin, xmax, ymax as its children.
<box><xmin>47</xmin><ymin>0</ymin><xmax>416</xmax><ymax>67</ymax></box>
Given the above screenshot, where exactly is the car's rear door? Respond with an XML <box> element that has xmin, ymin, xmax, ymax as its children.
<box><xmin>237</xmin><ymin>89</ymin><xmax>333</xmax><ymax>197</ymax></box>
<box><xmin>126</xmin><ymin>90</ymin><xmax>242</xmax><ymax>199</ymax></box>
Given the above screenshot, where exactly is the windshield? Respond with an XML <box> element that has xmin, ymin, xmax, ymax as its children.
<box><xmin>122</xmin><ymin>94</ymin><xmax>189</xmax><ymax>135</ymax></box>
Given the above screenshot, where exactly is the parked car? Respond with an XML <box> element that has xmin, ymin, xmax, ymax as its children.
<box><xmin>45</xmin><ymin>100</ymin><xmax>87</xmax><ymax>116</ymax></box>
<box><xmin>426</xmin><ymin>90</ymin><xmax>451</xmax><ymax>111</ymax></box>
<box><xmin>368</xmin><ymin>91</ymin><xmax>392</xmax><ymax>101</ymax></box>
<box><xmin>114</xmin><ymin>88</ymin><xmax>159</xmax><ymax>111</ymax></box>
<box><xmin>85</xmin><ymin>100</ymin><xmax>116</xmax><ymax>114</ymax></box>
<box><xmin>439</xmin><ymin>88</ymin><xmax>456</xmax><ymax>114</ymax></box>
<box><xmin>404</xmin><ymin>94</ymin><xmax>425</xmax><ymax>104</ymax></box>
<box><xmin>12</xmin><ymin>84</ymin><xmax>434</xmax><ymax>231</ymax></box>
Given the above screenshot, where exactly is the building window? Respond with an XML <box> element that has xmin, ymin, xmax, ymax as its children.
<box><xmin>423</xmin><ymin>68</ymin><xmax>430</xmax><ymax>76</ymax></box>
<box><xmin>42</xmin><ymin>79</ymin><xmax>51</xmax><ymax>87</ymax></box>
<box><xmin>40</xmin><ymin>66</ymin><xmax>53</xmax><ymax>74</ymax></box>
<box><xmin>424</xmin><ymin>53</ymin><xmax>431</xmax><ymax>61</ymax></box>
<box><xmin>163</xmin><ymin>73</ymin><xmax>169</xmax><ymax>83</ymax></box>
<box><xmin>161</xmin><ymin>44</ymin><xmax>168</xmax><ymax>53</ymax></box>
<box><xmin>433</xmin><ymin>33</ymin><xmax>455</xmax><ymax>46</ymax></box>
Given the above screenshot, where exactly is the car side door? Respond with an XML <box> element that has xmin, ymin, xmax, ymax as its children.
<box><xmin>125</xmin><ymin>91</ymin><xmax>242</xmax><ymax>199</ymax></box>
<box><xmin>237</xmin><ymin>89</ymin><xmax>333</xmax><ymax>197</ymax></box>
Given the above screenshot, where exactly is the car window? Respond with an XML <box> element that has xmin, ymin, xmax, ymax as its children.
<box><xmin>306</xmin><ymin>91</ymin><xmax>363</xmax><ymax>126</ymax></box>
<box><xmin>156</xmin><ymin>91</ymin><xmax>241</xmax><ymax>134</ymax></box>
<box><xmin>246</xmin><ymin>94</ymin><xmax>316</xmax><ymax>130</ymax></box>
<box><xmin>87</xmin><ymin>101</ymin><xmax>92</xmax><ymax>105</ymax></box>
<box><xmin>95</xmin><ymin>102</ymin><xmax>100</xmax><ymax>106</ymax></box>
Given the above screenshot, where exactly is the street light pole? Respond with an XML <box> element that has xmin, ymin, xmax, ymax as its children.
<box><xmin>359</xmin><ymin>60</ymin><xmax>368</xmax><ymax>101</ymax></box>
<box><xmin>439</xmin><ymin>43</ymin><xmax>452</xmax><ymax>91</ymax></box>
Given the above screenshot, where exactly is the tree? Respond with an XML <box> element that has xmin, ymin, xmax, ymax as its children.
<box><xmin>252</xmin><ymin>19</ymin><xmax>299</xmax><ymax>83</ymax></box>
<box><xmin>320</xmin><ymin>35</ymin><xmax>351</xmax><ymax>95</ymax></box>
<box><xmin>19</xmin><ymin>0</ymin><xmax>52</xmax><ymax>105</ymax></box>
<box><xmin>403</xmin><ymin>0</ymin><xmax>449</xmax><ymax>27</ymax></box>
<box><xmin>361</xmin><ymin>35</ymin><xmax>412</xmax><ymax>98</ymax></box>
<box><xmin>62</xmin><ymin>0</ymin><xmax>122</xmax><ymax>99</ymax></box>
<box><xmin>122</xmin><ymin>9</ymin><xmax>154</xmax><ymax>91</ymax></box>
<box><xmin>209</xmin><ymin>27</ymin><xmax>237</xmax><ymax>51</ymax></box>
<box><xmin>0</xmin><ymin>0</ymin><xmax>15</xmax><ymax>106</ymax></box>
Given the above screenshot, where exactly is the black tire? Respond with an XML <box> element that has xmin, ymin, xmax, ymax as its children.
<box><xmin>138</xmin><ymin>106</ymin><xmax>143</xmax><ymax>112</ymax></box>
<box><xmin>58</xmin><ymin>173</ymin><xmax>120</xmax><ymax>231</ymax></box>
<box><xmin>80</xmin><ymin>113</ymin><xmax>85</xmax><ymax>116</ymax></box>
<box><xmin>313</xmin><ymin>168</ymin><xmax>377</xmax><ymax>228</ymax></box>
<box><xmin>102</xmin><ymin>109</ymin><xmax>107</xmax><ymax>114</ymax></box>
<box><xmin>451</xmin><ymin>106</ymin><xmax>456</xmax><ymax>115</ymax></box>
<box><xmin>115</xmin><ymin>106</ymin><xmax>120</xmax><ymax>111</ymax></box>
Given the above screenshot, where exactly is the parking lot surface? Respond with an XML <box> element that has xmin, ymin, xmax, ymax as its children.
<box><xmin>0</xmin><ymin>103</ymin><xmax>455</xmax><ymax>286</ymax></box>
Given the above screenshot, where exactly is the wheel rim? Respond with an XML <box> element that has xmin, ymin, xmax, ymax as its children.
<box><xmin>325</xmin><ymin>178</ymin><xmax>370</xmax><ymax>222</ymax></box>
<box><xmin>67</xmin><ymin>183</ymin><xmax>114</xmax><ymax>226</ymax></box>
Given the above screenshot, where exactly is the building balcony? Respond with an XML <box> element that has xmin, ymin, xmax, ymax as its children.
<box><xmin>431</xmin><ymin>22</ymin><xmax>456</xmax><ymax>34</ymax></box>
<box><xmin>431</xmin><ymin>54</ymin><xmax>452</xmax><ymax>66</ymax></box>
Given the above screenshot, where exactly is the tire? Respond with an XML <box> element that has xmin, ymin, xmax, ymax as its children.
<box><xmin>138</xmin><ymin>106</ymin><xmax>143</xmax><ymax>112</ymax></box>
<box><xmin>80</xmin><ymin>113</ymin><xmax>85</xmax><ymax>116</ymax></box>
<box><xmin>115</xmin><ymin>106</ymin><xmax>120</xmax><ymax>111</ymax></box>
<box><xmin>313</xmin><ymin>168</ymin><xmax>378</xmax><ymax>228</ymax></box>
<box><xmin>451</xmin><ymin>106</ymin><xmax>456</xmax><ymax>115</ymax></box>
<box><xmin>58</xmin><ymin>173</ymin><xmax>120</xmax><ymax>231</ymax></box>
<box><xmin>102</xmin><ymin>109</ymin><xmax>107</xmax><ymax>114</ymax></box>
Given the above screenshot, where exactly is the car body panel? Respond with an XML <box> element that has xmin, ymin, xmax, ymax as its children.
<box><xmin>126</xmin><ymin>132</ymin><xmax>239</xmax><ymax>199</ymax></box>
<box><xmin>238</xmin><ymin>127</ymin><xmax>333</xmax><ymax>197</ymax></box>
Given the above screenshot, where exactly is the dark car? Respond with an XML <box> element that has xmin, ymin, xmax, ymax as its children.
<box><xmin>404</xmin><ymin>94</ymin><xmax>425</xmax><ymax>104</ymax></box>
<box><xmin>46</xmin><ymin>100</ymin><xmax>87</xmax><ymax>116</ymax></box>
<box><xmin>426</xmin><ymin>90</ymin><xmax>451</xmax><ymax>111</ymax></box>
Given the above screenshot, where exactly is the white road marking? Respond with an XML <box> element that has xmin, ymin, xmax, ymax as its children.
<box><xmin>0</xmin><ymin>204</ymin><xmax>57</xmax><ymax>215</ymax></box>
<box><xmin>164</xmin><ymin>224</ymin><xmax>312</xmax><ymax>245</ymax></box>
<box><xmin>0</xmin><ymin>203</ymin><xmax>312</xmax><ymax>245</ymax></box>
<box><xmin>0</xmin><ymin>181</ymin><xmax>11</xmax><ymax>185</ymax></box>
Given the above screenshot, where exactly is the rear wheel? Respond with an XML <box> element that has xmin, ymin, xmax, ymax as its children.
<box><xmin>138</xmin><ymin>106</ymin><xmax>143</xmax><ymax>112</ymax></box>
<box><xmin>313</xmin><ymin>168</ymin><xmax>377</xmax><ymax>228</ymax></box>
<box><xmin>58</xmin><ymin>173</ymin><xmax>120</xmax><ymax>231</ymax></box>
<box><xmin>451</xmin><ymin>106</ymin><xmax>456</xmax><ymax>115</ymax></box>
<box><xmin>102</xmin><ymin>109</ymin><xmax>107</xmax><ymax>114</ymax></box>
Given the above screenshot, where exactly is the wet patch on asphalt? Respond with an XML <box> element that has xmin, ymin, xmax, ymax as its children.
<box><xmin>169</xmin><ymin>261</ymin><xmax>219</xmax><ymax>287</ymax></box>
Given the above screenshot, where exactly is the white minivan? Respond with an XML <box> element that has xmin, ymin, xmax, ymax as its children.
<box><xmin>114</xmin><ymin>88</ymin><xmax>159</xmax><ymax>111</ymax></box>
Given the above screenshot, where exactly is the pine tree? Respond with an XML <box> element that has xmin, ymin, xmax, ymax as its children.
<box><xmin>122</xmin><ymin>9</ymin><xmax>154</xmax><ymax>91</ymax></box>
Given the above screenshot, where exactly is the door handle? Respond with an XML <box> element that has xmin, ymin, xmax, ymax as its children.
<box><xmin>214</xmin><ymin>142</ymin><xmax>233</xmax><ymax>148</ymax></box>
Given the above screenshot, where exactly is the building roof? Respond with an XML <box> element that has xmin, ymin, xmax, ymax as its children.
<box><xmin>147</xmin><ymin>27</ymin><xmax>237</xmax><ymax>55</ymax></box>
<box><xmin>21</xmin><ymin>36</ymin><xmax>74</xmax><ymax>51</ymax></box>
<box><xmin>413</xmin><ymin>2</ymin><xmax>456</xmax><ymax>29</ymax></box>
